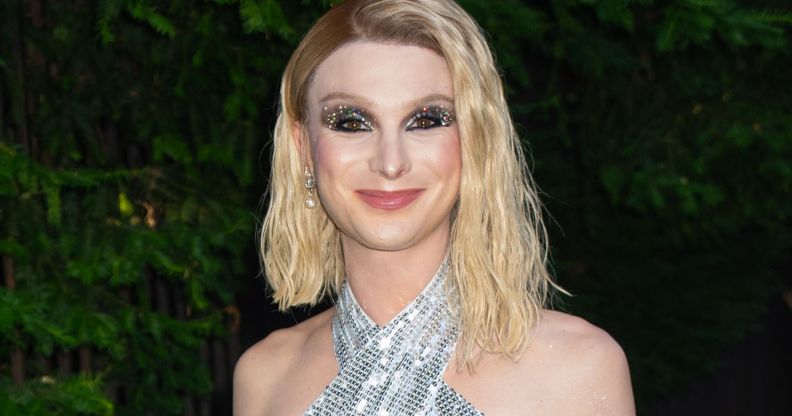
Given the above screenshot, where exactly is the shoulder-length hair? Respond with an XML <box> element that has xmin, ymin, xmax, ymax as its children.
<box><xmin>261</xmin><ymin>0</ymin><xmax>558</xmax><ymax>367</ymax></box>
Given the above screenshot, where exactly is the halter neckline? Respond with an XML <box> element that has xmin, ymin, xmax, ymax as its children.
<box><xmin>304</xmin><ymin>258</ymin><xmax>483</xmax><ymax>415</ymax></box>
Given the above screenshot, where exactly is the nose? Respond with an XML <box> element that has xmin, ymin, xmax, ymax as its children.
<box><xmin>369</xmin><ymin>130</ymin><xmax>411</xmax><ymax>179</ymax></box>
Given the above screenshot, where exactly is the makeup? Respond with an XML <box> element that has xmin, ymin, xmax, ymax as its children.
<box><xmin>321</xmin><ymin>104</ymin><xmax>456</xmax><ymax>133</ymax></box>
<box><xmin>322</xmin><ymin>105</ymin><xmax>374</xmax><ymax>132</ymax></box>
<box><xmin>355</xmin><ymin>189</ymin><xmax>425</xmax><ymax>210</ymax></box>
<box><xmin>405</xmin><ymin>105</ymin><xmax>455</xmax><ymax>130</ymax></box>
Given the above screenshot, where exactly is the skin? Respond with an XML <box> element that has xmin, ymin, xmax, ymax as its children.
<box><xmin>234</xmin><ymin>41</ymin><xmax>635</xmax><ymax>416</ymax></box>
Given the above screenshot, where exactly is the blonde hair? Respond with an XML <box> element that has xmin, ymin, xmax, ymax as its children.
<box><xmin>261</xmin><ymin>0</ymin><xmax>558</xmax><ymax>366</ymax></box>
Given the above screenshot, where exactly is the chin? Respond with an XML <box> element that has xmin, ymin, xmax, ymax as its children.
<box><xmin>358</xmin><ymin>228</ymin><xmax>422</xmax><ymax>252</ymax></box>
<box><xmin>347</xmin><ymin>213</ymin><xmax>451</xmax><ymax>252</ymax></box>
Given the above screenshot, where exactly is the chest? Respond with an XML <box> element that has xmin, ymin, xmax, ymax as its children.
<box><xmin>267</xmin><ymin>352</ymin><xmax>556</xmax><ymax>416</ymax></box>
<box><xmin>442</xmin><ymin>350</ymin><xmax>582</xmax><ymax>416</ymax></box>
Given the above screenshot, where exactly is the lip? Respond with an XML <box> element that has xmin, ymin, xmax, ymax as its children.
<box><xmin>355</xmin><ymin>189</ymin><xmax>425</xmax><ymax>210</ymax></box>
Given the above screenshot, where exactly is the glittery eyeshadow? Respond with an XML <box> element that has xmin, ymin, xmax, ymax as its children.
<box><xmin>320</xmin><ymin>104</ymin><xmax>455</xmax><ymax>132</ymax></box>
<box><xmin>405</xmin><ymin>105</ymin><xmax>456</xmax><ymax>130</ymax></box>
<box><xmin>322</xmin><ymin>105</ymin><xmax>374</xmax><ymax>131</ymax></box>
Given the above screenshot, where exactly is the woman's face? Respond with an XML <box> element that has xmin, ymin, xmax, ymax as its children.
<box><xmin>300</xmin><ymin>40</ymin><xmax>461</xmax><ymax>252</ymax></box>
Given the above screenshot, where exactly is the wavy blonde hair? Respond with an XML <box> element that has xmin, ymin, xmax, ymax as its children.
<box><xmin>261</xmin><ymin>0</ymin><xmax>558</xmax><ymax>366</ymax></box>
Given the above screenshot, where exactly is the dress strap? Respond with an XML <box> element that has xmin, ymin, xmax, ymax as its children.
<box><xmin>305</xmin><ymin>260</ymin><xmax>483</xmax><ymax>415</ymax></box>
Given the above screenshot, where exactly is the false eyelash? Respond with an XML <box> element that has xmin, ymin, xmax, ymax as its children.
<box><xmin>322</xmin><ymin>105</ymin><xmax>373</xmax><ymax>132</ymax></box>
<box><xmin>405</xmin><ymin>106</ymin><xmax>456</xmax><ymax>131</ymax></box>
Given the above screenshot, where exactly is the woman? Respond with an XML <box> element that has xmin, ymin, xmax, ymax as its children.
<box><xmin>235</xmin><ymin>0</ymin><xmax>635</xmax><ymax>414</ymax></box>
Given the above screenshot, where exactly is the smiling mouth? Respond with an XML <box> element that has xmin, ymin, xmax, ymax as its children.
<box><xmin>355</xmin><ymin>189</ymin><xmax>425</xmax><ymax>210</ymax></box>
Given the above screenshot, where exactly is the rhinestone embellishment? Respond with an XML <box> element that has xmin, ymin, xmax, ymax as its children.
<box><xmin>304</xmin><ymin>260</ymin><xmax>483</xmax><ymax>415</ymax></box>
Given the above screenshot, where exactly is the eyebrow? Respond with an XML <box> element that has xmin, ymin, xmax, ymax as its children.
<box><xmin>318</xmin><ymin>92</ymin><xmax>455</xmax><ymax>109</ymax></box>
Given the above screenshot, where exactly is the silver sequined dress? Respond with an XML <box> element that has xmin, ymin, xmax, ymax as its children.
<box><xmin>304</xmin><ymin>260</ymin><xmax>484</xmax><ymax>415</ymax></box>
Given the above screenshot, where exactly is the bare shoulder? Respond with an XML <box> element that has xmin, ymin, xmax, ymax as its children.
<box><xmin>535</xmin><ymin>310</ymin><xmax>626</xmax><ymax>361</ymax></box>
<box><xmin>233</xmin><ymin>308</ymin><xmax>334</xmax><ymax>416</ymax></box>
<box><xmin>530</xmin><ymin>309</ymin><xmax>635</xmax><ymax>415</ymax></box>
<box><xmin>444</xmin><ymin>310</ymin><xmax>634</xmax><ymax>416</ymax></box>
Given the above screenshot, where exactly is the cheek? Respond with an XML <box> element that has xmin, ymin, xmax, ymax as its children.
<box><xmin>312</xmin><ymin>137</ymin><xmax>337</xmax><ymax>178</ymax></box>
<box><xmin>444</xmin><ymin>136</ymin><xmax>462</xmax><ymax>174</ymax></box>
<box><xmin>423</xmin><ymin>132</ymin><xmax>462</xmax><ymax>184</ymax></box>
<box><xmin>310</xmin><ymin>134</ymin><xmax>367</xmax><ymax>191</ymax></box>
<box><xmin>311</xmin><ymin>133</ymin><xmax>342</xmax><ymax>176</ymax></box>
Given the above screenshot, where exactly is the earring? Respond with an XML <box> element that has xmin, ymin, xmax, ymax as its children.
<box><xmin>304</xmin><ymin>167</ymin><xmax>317</xmax><ymax>209</ymax></box>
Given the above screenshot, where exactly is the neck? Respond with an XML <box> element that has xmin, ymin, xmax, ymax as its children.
<box><xmin>341</xmin><ymin>222</ymin><xmax>450</xmax><ymax>327</ymax></box>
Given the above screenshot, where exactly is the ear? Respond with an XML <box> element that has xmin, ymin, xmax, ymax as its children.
<box><xmin>291</xmin><ymin>120</ymin><xmax>312</xmax><ymax>169</ymax></box>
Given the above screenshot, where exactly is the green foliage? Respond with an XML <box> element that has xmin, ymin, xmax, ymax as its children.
<box><xmin>462</xmin><ymin>0</ymin><xmax>791</xmax><ymax>408</ymax></box>
<box><xmin>0</xmin><ymin>376</ymin><xmax>113</xmax><ymax>415</ymax></box>
<box><xmin>1</xmin><ymin>0</ymin><xmax>789</xmax><ymax>414</ymax></box>
<box><xmin>0</xmin><ymin>0</ymin><xmax>326</xmax><ymax>413</ymax></box>
<box><xmin>238</xmin><ymin>0</ymin><xmax>293</xmax><ymax>36</ymax></box>
<box><xmin>0</xmin><ymin>145</ymin><xmax>240</xmax><ymax>414</ymax></box>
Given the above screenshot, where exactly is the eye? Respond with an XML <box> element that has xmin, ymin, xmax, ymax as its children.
<box><xmin>410</xmin><ymin>117</ymin><xmax>439</xmax><ymax>129</ymax></box>
<box><xmin>322</xmin><ymin>105</ymin><xmax>373</xmax><ymax>133</ymax></box>
<box><xmin>405</xmin><ymin>106</ymin><xmax>456</xmax><ymax>131</ymax></box>
<box><xmin>336</xmin><ymin>118</ymin><xmax>372</xmax><ymax>132</ymax></box>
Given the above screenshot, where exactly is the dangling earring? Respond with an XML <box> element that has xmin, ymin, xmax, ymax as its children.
<box><xmin>304</xmin><ymin>167</ymin><xmax>317</xmax><ymax>209</ymax></box>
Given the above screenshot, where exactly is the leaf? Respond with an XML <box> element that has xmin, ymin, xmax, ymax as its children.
<box><xmin>239</xmin><ymin>0</ymin><xmax>293</xmax><ymax>36</ymax></box>
<box><xmin>0</xmin><ymin>239</ymin><xmax>26</xmax><ymax>258</ymax></box>
<box><xmin>581</xmin><ymin>0</ymin><xmax>635</xmax><ymax>30</ymax></box>
<box><xmin>187</xmin><ymin>278</ymin><xmax>209</xmax><ymax>311</ymax></box>
<box><xmin>152</xmin><ymin>136</ymin><xmax>192</xmax><ymax>164</ymax></box>
<box><xmin>600</xmin><ymin>165</ymin><xmax>626</xmax><ymax>203</ymax></box>
<box><xmin>118</xmin><ymin>191</ymin><xmax>134</xmax><ymax>217</ymax></box>
<box><xmin>127</xmin><ymin>3</ymin><xmax>176</xmax><ymax>38</ymax></box>
<box><xmin>750</xmin><ymin>9</ymin><xmax>792</xmax><ymax>24</ymax></box>
<box><xmin>43</xmin><ymin>183</ymin><xmax>61</xmax><ymax>226</ymax></box>
<box><xmin>657</xmin><ymin>7</ymin><xmax>680</xmax><ymax>52</ymax></box>
<box><xmin>96</xmin><ymin>0</ymin><xmax>125</xmax><ymax>44</ymax></box>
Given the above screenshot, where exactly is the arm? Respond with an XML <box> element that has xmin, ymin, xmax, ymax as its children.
<box><xmin>233</xmin><ymin>341</ymin><xmax>270</xmax><ymax>416</ymax></box>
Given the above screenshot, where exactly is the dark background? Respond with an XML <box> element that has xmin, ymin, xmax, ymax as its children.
<box><xmin>1</xmin><ymin>0</ymin><xmax>790</xmax><ymax>415</ymax></box>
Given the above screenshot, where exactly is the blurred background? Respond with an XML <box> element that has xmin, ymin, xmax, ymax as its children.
<box><xmin>1</xmin><ymin>0</ymin><xmax>790</xmax><ymax>415</ymax></box>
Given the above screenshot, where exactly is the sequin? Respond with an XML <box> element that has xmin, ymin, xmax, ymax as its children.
<box><xmin>304</xmin><ymin>259</ymin><xmax>483</xmax><ymax>415</ymax></box>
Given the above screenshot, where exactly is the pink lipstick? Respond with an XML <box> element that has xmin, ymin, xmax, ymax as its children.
<box><xmin>355</xmin><ymin>189</ymin><xmax>424</xmax><ymax>210</ymax></box>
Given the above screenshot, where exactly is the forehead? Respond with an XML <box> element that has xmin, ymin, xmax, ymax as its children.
<box><xmin>308</xmin><ymin>41</ymin><xmax>454</xmax><ymax>107</ymax></box>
